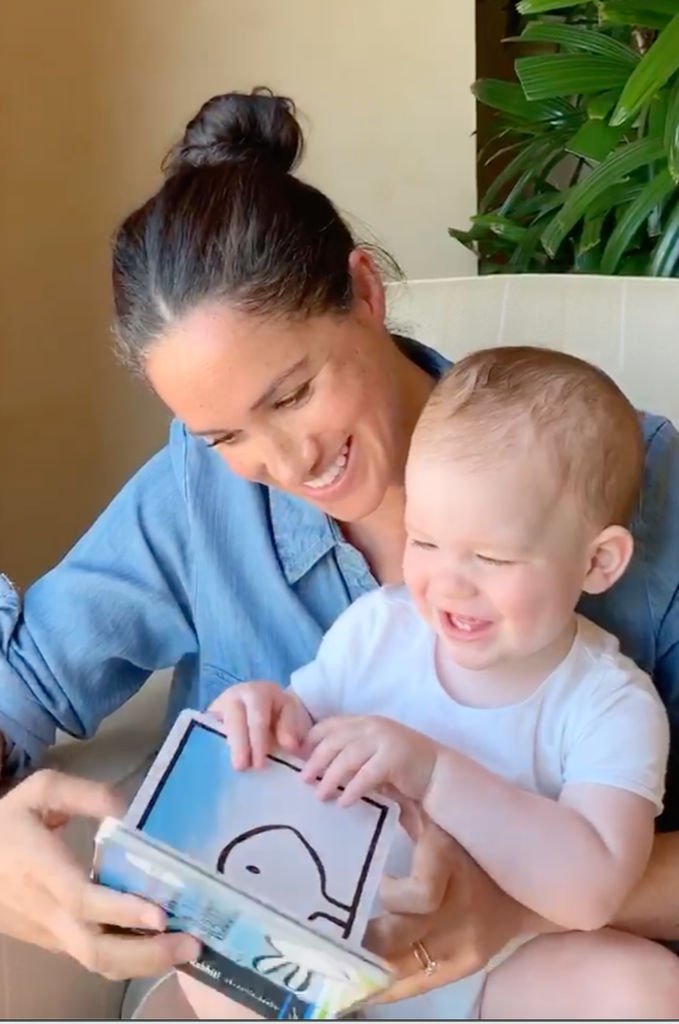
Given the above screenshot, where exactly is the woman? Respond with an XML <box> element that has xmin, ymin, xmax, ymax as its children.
<box><xmin>1</xmin><ymin>89</ymin><xmax>679</xmax><ymax>1011</ymax></box>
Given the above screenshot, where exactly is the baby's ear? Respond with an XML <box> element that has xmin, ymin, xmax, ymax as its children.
<box><xmin>582</xmin><ymin>525</ymin><xmax>634</xmax><ymax>595</ymax></box>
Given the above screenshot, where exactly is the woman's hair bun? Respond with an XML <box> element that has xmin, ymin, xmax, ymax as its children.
<box><xmin>163</xmin><ymin>87</ymin><xmax>304</xmax><ymax>178</ymax></box>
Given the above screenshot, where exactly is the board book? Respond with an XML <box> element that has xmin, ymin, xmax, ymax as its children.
<box><xmin>93</xmin><ymin>710</ymin><xmax>399</xmax><ymax>1019</ymax></box>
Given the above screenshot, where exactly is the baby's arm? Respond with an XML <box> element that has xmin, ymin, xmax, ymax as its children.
<box><xmin>422</xmin><ymin>751</ymin><xmax>655</xmax><ymax>932</ymax></box>
<box><xmin>426</xmin><ymin>672</ymin><xmax>670</xmax><ymax>932</ymax></box>
<box><xmin>305</xmin><ymin>667</ymin><xmax>669</xmax><ymax>933</ymax></box>
<box><xmin>209</xmin><ymin>682</ymin><xmax>311</xmax><ymax>769</ymax></box>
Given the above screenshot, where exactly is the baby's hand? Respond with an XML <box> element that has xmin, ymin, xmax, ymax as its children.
<box><xmin>209</xmin><ymin>682</ymin><xmax>311</xmax><ymax>770</ymax></box>
<box><xmin>301</xmin><ymin>715</ymin><xmax>439</xmax><ymax>805</ymax></box>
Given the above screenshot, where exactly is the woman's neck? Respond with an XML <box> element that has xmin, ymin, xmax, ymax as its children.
<box><xmin>394</xmin><ymin>341</ymin><xmax>440</xmax><ymax>456</ymax></box>
<box><xmin>341</xmin><ymin>344</ymin><xmax>437</xmax><ymax>584</ymax></box>
<box><xmin>342</xmin><ymin>509</ymin><xmax>407</xmax><ymax>585</ymax></box>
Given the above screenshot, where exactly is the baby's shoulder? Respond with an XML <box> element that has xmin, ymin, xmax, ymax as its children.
<box><xmin>558</xmin><ymin>614</ymin><xmax>663</xmax><ymax>717</ymax></box>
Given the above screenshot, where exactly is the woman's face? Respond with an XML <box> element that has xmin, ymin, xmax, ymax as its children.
<box><xmin>145</xmin><ymin>254</ymin><xmax>420</xmax><ymax>522</ymax></box>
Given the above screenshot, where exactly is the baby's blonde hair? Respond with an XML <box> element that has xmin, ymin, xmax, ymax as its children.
<box><xmin>415</xmin><ymin>346</ymin><xmax>643</xmax><ymax>529</ymax></box>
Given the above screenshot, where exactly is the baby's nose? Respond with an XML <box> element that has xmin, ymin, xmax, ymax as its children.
<box><xmin>441</xmin><ymin>572</ymin><xmax>478</xmax><ymax>599</ymax></box>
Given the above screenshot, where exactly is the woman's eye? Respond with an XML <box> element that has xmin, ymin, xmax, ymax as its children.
<box><xmin>206</xmin><ymin>432</ymin><xmax>239</xmax><ymax>448</ymax></box>
<box><xmin>275</xmin><ymin>381</ymin><xmax>312</xmax><ymax>410</ymax></box>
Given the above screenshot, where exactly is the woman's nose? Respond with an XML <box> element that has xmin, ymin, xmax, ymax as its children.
<box><xmin>265</xmin><ymin>434</ymin><xmax>318</xmax><ymax>488</ymax></box>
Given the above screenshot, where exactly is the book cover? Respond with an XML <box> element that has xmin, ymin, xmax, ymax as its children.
<box><xmin>93</xmin><ymin>710</ymin><xmax>399</xmax><ymax>1019</ymax></box>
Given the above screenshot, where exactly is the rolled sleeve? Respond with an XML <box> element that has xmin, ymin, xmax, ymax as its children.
<box><xmin>0</xmin><ymin>435</ymin><xmax>198</xmax><ymax>773</ymax></box>
<box><xmin>0</xmin><ymin>575</ymin><xmax>58</xmax><ymax>768</ymax></box>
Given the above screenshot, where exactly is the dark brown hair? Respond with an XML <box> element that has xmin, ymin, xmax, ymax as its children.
<box><xmin>112</xmin><ymin>88</ymin><xmax>391</xmax><ymax>374</ymax></box>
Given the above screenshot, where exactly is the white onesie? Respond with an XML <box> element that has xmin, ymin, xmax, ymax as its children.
<box><xmin>291</xmin><ymin>585</ymin><xmax>669</xmax><ymax>1020</ymax></box>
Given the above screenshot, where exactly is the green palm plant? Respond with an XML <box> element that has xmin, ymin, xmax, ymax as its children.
<box><xmin>452</xmin><ymin>0</ymin><xmax>679</xmax><ymax>275</ymax></box>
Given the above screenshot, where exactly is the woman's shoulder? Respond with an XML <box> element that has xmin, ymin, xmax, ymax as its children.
<box><xmin>639</xmin><ymin>409</ymin><xmax>674</xmax><ymax>446</ymax></box>
<box><xmin>578</xmin><ymin>412</ymin><xmax>679</xmax><ymax>681</ymax></box>
<box><xmin>634</xmin><ymin>413</ymin><xmax>679</xmax><ymax>604</ymax></box>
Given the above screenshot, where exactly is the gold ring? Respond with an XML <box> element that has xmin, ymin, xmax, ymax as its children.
<box><xmin>411</xmin><ymin>939</ymin><xmax>439</xmax><ymax>976</ymax></box>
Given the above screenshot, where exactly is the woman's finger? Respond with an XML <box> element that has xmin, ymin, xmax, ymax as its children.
<box><xmin>0</xmin><ymin>769</ymin><xmax>200</xmax><ymax>978</ymax></box>
<box><xmin>367</xmin><ymin>915</ymin><xmax>484</xmax><ymax>1005</ymax></box>
<box><xmin>0</xmin><ymin>891</ymin><xmax>61</xmax><ymax>950</ymax></box>
<box><xmin>11</xmin><ymin>769</ymin><xmax>123</xmax><ymax>823</ymax></box>
<box><xmin>364</xmin><ymin>909</ymin><xmax>426</xmax><ymax>957</ymax></box>
<box><xmin>379</xmin><ymin>871</ymin><xmax>447</xmax><ymax>917</ymax></box>
<box><xmin>94</xmin><ymin>929</ymin><xmax>201</xmax><ymax>980</ymax></box>
<box><xmin>8</xmin><ymin>818</ymin><xmax>104</xmax><ymax>919</ymax></box>
<box><xmin>79</xmin><ymin>882</ymin><xmax>166</xmax><ymax>930</ymax></box>
<box><xmin>387</xmin><ymin>924</ymin><xmax>484</xmax><ymax>991</ymax></box>
<box><xmin>379</xmin><ymin>821</ymin><xmax>453</xmax><ymax>917</ymax></box>
<box><xmin>59</xmin><ymin>914</ymin><xmax>201</xmax><ymax>981</ymax></box>
<box><xmin>13</xmin><ymin>812</ymin><xmax>153</xmax><ymax>934</ymax></box>
<box><xmin>388</xmin><ymin>792</ymin><xmax>423</xmax><ymax>840</ymax></box>
<box><xmin>375</xmin><ymin>946</ymin><xmax>472</xmax><ymax>1005</ymax></box>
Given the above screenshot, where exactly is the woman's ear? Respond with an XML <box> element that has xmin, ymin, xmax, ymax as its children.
<box><xmin>582</xmin><ymin>525</ymin><xmax>634</xmax><ymax>595</ymax></box>
<box><xmin>348</xmin><ymin>248</ymin><xmax>386</xmax><ymax>326</ymax></box>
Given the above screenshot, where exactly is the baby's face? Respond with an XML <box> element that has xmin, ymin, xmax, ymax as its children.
<box><xmin>403</xmin><ymin>445</ymin><xmax>593</xmax><ymax>673</ymax></box>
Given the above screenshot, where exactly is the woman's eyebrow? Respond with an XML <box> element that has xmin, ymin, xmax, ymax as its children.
<box><xmin>250</xmin><ymin>355</ymin><xmax>309</xmax><ymax>412</ymax></box>
<box><xmin>193</xmin><ymin>356</ymin><xmax>310</xmax><ymax>437</ymax></box>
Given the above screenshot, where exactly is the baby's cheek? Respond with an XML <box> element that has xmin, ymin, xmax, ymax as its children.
<box><xmin>495</xmin><ymin>574</ymin><xmax>548</xmax><ymax>626</ymax></box>
<box><xmin>504</xmin><ymin>575</ymin><xmax>568</xmax><ymax>637</ymax></box>
<box><xmin>410</xmin><ymin>589</ymin><xmax>433</xmax><ymax>628</ymax></box>
<box><xmin>402</xmin><ymin>560</ymin><xmax>429</xmax><ymax>610</ymax></box>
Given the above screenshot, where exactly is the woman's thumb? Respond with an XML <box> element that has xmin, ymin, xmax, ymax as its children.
<box><xmin>16</xmin><ymin>770</ymin><xmax>123</xmax><ymax>823</ymax></box>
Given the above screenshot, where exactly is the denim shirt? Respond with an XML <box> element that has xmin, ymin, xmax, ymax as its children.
<box><xmin>2</xmin><ymin>338</ymin><xmax>679</xmax><ymax>828</ymax></box>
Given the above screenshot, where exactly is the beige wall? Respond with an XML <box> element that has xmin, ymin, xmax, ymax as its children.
<box><xmin>0</xmin><ymin>0</ymin><xmax>476</xmax><ymax>586</ymax></box>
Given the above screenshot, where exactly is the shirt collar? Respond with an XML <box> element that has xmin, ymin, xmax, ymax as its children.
<box><xmin>269</xmin><ymin>337</ymin><xmax>450</xmax><ymax>585</ymax></box>
<box><xmin>269</xmin><ymin>486</ymin><xmax>339</xmax><ymax>584</ymax></box>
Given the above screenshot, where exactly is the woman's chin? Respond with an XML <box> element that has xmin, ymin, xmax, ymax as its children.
<box><xmin>314</xmin><ymin>483</ymin><xmax>386</xmax><ymax>524</ymax></box>
<box><xmin>296</xmin><ymin>450</ymin><xmax>391</xmax><ymax>523</ymax></box>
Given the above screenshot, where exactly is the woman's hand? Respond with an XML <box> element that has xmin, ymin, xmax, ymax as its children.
<box><xmin>365</xmin><ymin>814</ymin><xmax>546</xmax><ymax>1003</ymax></box>
<box><xmin>0</xmin><ymin>769</ymin><xmax>200</xmax><ymax>979</ymax></box>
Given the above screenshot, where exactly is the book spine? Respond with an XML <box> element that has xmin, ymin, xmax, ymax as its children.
<box><xmin>180</xmin><ymin>949</ymin><xmax>314</xmax><ymax>1020</ymax></box>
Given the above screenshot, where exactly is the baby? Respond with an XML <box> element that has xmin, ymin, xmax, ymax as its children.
<box><xmin>210</xmin><ymin>346</ymin><xmax>672</xmax><ymax>1019</ymax></box>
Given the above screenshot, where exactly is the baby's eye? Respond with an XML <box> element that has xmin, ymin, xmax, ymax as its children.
<box><xmin>275</xmin><ymin>381</ymin><xmax>312</xmax><ymax>410</ymax></box>
<box><xmin>410</xmin><ymin>539</ymin><xmax>438</xmax><ymax>551</ymax></box>
<box><xmin>477</xmin><ymin>554</ymin><xmax>514</xmax><ymax>567</ymax></box>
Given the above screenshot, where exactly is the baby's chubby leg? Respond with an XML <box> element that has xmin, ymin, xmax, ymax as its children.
<box><xmin>481</xmin><ymin>927</ymin><xmax>679</xmax><ymax>1020</ymax></box>
<box><xmin>127</xmin><ymin>971</ymin><xmax>262</xmax><ymax>1019</ymax></box>
<box><xmin>176</xmin><ymin>972</ymin><xmax>262</xmax><ymax>1019</ymax></box>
